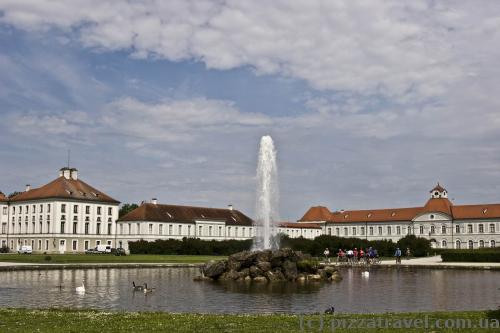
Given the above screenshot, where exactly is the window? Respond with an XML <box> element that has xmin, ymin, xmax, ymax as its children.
<box><xmin>430</xmin><ymin>214</ymin><xmax>434</xmax><ymax>219</ymax></box>
<box><xmin>40</xmin><ymin>205</ymin><xmax>43</xmax><ymax>213</ymax></box>
<box><xmin>61</xmin><ymin>204</ymin><xmax>66</xmax><ymax>213</ymax></box>
<box><xmin>468</xmin><ymin>240</ymin><xmax>474</xmax><ymax>249</ymax></box>
<box><xmin>159</xmin><ymin>224</ymin><xmax>163</xmax><ymax>235</ymax></box>
<box><xmin>85</xmin><ymin>223</ymin><xmax>89</xmax><ymax>235</ymax></box>
<box><xmin>47</xmin><ymin>204</ymin><xmax>51</xmax><ymax>213</ymax></box>
<box><xmin>369</xmin><ymin>227</ymin><xmax>373</xmax><ymax>235</ymax></box>
<box><xmin>352</xmin><ymin>227</ymin><xmax>357</xmax><ymax>236</ymax></box>
<box><xmin>218</xmin><ymin>226</ymin><xmax>222</xmax><ymax>236</ymax></box>
<box><xmin>107</xmin><ymin>224</ymin><xmax>112</xmax><ymax>235</ymax></box>
<box><xmin>128</xmin><ymin>223</ymin><xmax>131</xmax><ymax>235</ymax></box>
<box><xmin>378</xmin><ymin>226</ymin><xmax>383</xmax><ymax>235</ymax></box>
<box><xmin>199</xmin><ymin>226</ymin><xmax>203</xmax><ymax>236</ymax></box>
<box><xmin>336</xmin><ymin>228</ymin><xmax>340</xmax><ymax>236</ymax></box>
<box><xmin>386</xmin><ymin>226</ymin><xmax>391</xmax><ymax>235</ymax></box>
<box><xmin>47</xmin><ymin>221</ymin><xmax>50</xmax><ymax>233</ymax></box>
<box><xmin>97</xmin><ymin>207</ymin><xmax>102</xmax><ymax>215</ymax></box>
<box><xmin>327</xmin><ymin>228</ymin><xmax>332</xmax><ymax>235</ymax></box>
<box><xmin>442</xmin><ymin>240</ymin><xmax>447</xmax><ymax>248</ymax></box>
<box><xmin>430</xmin><ymin>225</ymin><xmax>435</xmax><ymax>234</ymax></box>
<box><xmin>419</xmin><ymin>225</ymin><xmax>424</xmax><ymax>234</ymax></box>
<box><xmin>490</xmin><ymin>224</ymin><xmax>495</xmax><ymax>233</ymax></box>
<box><xmin>85</xmin><ymin>206</ymin><xmax>90</xmax><ymax>214</ymax></box>
<box><xmin>441</xmin><ymin>225</ymin><xmax>446</xmax><ymax>234</ymax></box>
<box><xmin>396</xmin><ymin>226</ymin><xmax>401</xmax><ymax>235</ymax></box>
<box><xmin>96</xmin><ymin>240</ymin><xmax>101</xmax><ymax>246</ymax></box>
<box><xmin>189</xmin><ymin>225</ymin><xmax>192</xmax><ymax>236</ymax></box>
<box><xmin>45</xmin><ymin>240</ymin><xmax>49</xmax><ymax>250</ymax></box>
<box><xmin>491</xmin><ymin>240</ymin><xmax>496</xmax><ymax>248</ymax></box>
<box><xmin>479</xmin><ymin>224</ymin><xmax>484</xmax><ymax>233</ymax></box>
<box><xmin>209</xmin><ymin>226</ymin><xmax>213</xmax><ymax>236</ymax></box>
<box><xmin>73</xmin><ymin>222</ymin><xmax>77</xmax><ymax>234</ymax></box>
<box><xmin>96</xmin><ymin>223</ymin><xmax>101</xmax><ymax>235</ymax></box>
<box><xmin>72</xmin><ymin>240</ymin><xmax>77</xmax><ymax>251</ymax></box>
<box><xmin>136</xmin><ymin>223</ymin><xmax>140</xmax><ymax>234</ymax></box>
<box><xmin>1</xmin><ymin>223</ymin><xmax>6</xmax><ymax>234</ymax></box>
<box><xmin>39</xmin><ymin>222</ymin><xmax>42</xmax><ymax>234</ymax></box>
<box><xmin>149</xmin><ymin>224</ymin><xmax>153</xmax><ymax>234</ymax></box>
<box><xmin>344</xmin><ymin>227</ymin><xmax>348</xmax><ymax>236</ymax></box>
<box><xmin>38</xmin><ymin>239</ymin><xmax>42</xmax><ymax>250</ymax></box>
<box><xmin>108</xmin><ymin>207</ymin><xmax>112</xmax><ymax>215</ymax></box>
<box><xmin>360</xmin><ymin>227</ymin><xmax>365</xmax><ymax>235</ymax></box>
<box><xmin>119</xmin><ymin>224</ymin><xmax>123</xmax><ymax>234</ymax></box>
<box><xmin>169</xmin><ymin>224</ymin><xmax>172</xmax><ymax>235</ymax></box>
<box><xmin>84</xmin><ymin>240</ymin><xmax>89</xmax><ymax>250</ymax></box>
<box><xmin>178</xmin><ymin>225</ymin><xmax>182</xmax><ymax>235</ymax></box>
<box><xmin>455</xmin><ymin>225</ymin><xmax>460</xmax><ymax>234</ymax></box>
<box><xmin>2</xmin><ymin>207</ymin><xmax>7</xmax><ymax>215</ymax></box>
<box><xmin>73</xmin><ymin>205</ymin><xmax>78</xmax><ymax>214</ymax></box>
<box><xmin>479</xmin><ymin>240</ymin><xmax>485</xmax><ymax>248</ymax></box>
<box><xmin>468</xmin><ymin>224</ymin><xmax>473</xmax><ymax>233</ymax></box>
<box><xmin>60</xmin><ymin>222</ymin><xmax>65</xmax><ymax>234</ymax></box>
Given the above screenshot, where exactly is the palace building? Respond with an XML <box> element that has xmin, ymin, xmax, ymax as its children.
<box><xmin>0</xmin><ymin>167</ymin><xmax>120</xmax><ymax>253</ymax></box>
<box><xmin>116</xmin><ymin>201</ymin><xmax>254</xmax><ymax>251</ymax></box>
<box><xmin>297</xmin><ymin>184</ymin><xmax>499</xmax><ymax>249</ymax></box>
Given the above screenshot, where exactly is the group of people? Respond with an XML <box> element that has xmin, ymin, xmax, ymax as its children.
<box><xmin>322</xmin><ymin>246</ymin><xmax>412</xmax><ymax>265</ymax></box>
<box><xmin>323</xmin><ymin>247</ymin><xmax>380</xmax><ymax>265</ymax></box>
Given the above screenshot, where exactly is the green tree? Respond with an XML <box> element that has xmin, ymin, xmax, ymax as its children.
<box><xmin>119</xmin><ymin>203</ymin><xmax>139</xmax><ymax>218</ymax></box>
<box><xmin>8</xmin><ymin>191</ymin><xmax>22</xmax><ymax>198</ymax></box>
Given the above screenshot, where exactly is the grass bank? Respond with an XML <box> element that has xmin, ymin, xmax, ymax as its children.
<box><xmin>0</xmin><ymin>308</ymin><xmax>498</xmax><ymax>333</ymax></box>
<box><xmin>0</xmin><ymin>254</ymin><xmax>225</xmax><ymax>264</ymax></box>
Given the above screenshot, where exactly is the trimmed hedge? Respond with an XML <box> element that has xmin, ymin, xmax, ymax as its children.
<box><xmin>441</xmin><ymin>248</ymin><xmax>500</xmax><ymax>262</ymax></box>
<box><xmin>129</xmin><ymin>238</ymin><xmax>252</xmax><ymax>255</ymax></box>
<box><xmin>129</xmin><ymin>234</ymin><xmax>431</xmax><ymax>258</ymax></box>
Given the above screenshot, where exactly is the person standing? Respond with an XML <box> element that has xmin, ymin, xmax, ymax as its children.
<box><xmin>406</xmin><ymin>247</ymin><xmax>411</xmax><ymax>260</ymax></box>
<box><xmin>324</xmin><ymin>248</ymin><xmax>330</xmax><ymax>263</ymax></box>
<box><xmin>395</xmin><ymin>247</ymin><xmax>402</xmax><ymax>264</ymax></box>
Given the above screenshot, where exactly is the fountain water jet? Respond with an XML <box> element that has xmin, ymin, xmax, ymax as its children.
<box><xmin>253</xmin><ymin>135</ymin><xmax>279</xmax><ymax>250</ymax></box>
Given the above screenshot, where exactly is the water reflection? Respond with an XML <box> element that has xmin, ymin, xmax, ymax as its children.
<box><xmin>0</xmin><ymin>267</ymin><xmax>498</xmax><ymax>314</ymax></box>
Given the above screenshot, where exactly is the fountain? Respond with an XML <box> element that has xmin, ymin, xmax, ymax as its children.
<box><xmin>253</xmin><ymin>135</ymin><xmax>279</xmax><ymax>250</ymax></box>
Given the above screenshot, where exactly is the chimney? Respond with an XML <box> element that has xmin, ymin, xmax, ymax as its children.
<box><xmin>70</xmin><ymin>168</ymin><xmax>78</xmax><ymax>180</ymax></box>
<box><xmin>60</xmin><ymin>167</ymin><xmax>71</xmax><ymax>179</ymax></box>
<box><xmin>228</xmin><ymin>204</ymin><xmax>233</xmax><ymax>211</ymax></box>
<box><xmin>152</xmin><ymin>198</ymin><xmax>158</xmax><ymax>205</ymax></box>
<box><xmin>25</xmin><ymin>184</ymin><xmax>31</xmax><ymax>192</ymax></box>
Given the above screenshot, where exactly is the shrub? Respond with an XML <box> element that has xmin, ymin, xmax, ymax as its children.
<box><xmin>396</xmin><ymin>235</ymin><xmax>431</xmax><ymax>257</ymax></box>
<box><xmin>44</xmin><ymin>255</ymin><xmax>52</xmax><ymax>262</ymax></box>
<box><xmin>296</xmin><ymin>259</ymin><xmax>319</xmax><ymax>273</ymax></box>
<box><xmin>128</xmin><ymin>238</ymin><xmax>252</xmax><ymax>255</ymax></box>
<box><xmin>441</xmin><ymin>250</ymin><xmax>500</xmax><ymax>262</ymax></box>
<box><xmin>0</xmin><ymin>246</ymin><xmax>9</xmax><ymax>253</ymax></box>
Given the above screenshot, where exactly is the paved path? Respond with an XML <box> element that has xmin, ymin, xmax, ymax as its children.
<box><xmin>380</xmin><ymin>256</ymin><xmax>500</xmax><ymax>269</ymax></box>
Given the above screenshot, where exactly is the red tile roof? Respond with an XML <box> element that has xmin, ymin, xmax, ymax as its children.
<box><xmin>118</xmin><ymin>203</ymin><xmax>253</xmax><ymax>225</ymax></box>
<box><xmin>9</xmin><ymin>176</ymin><xmax>119</xmax><ymax>204</ymax></box>
<box><xmin>430</xmin><ymin>183</ymin><xmax>446</xmax><ymax>193</ymax></box>
<box><xmin>0</xmin><ymin>192</ymin><xmax>7</xmax><ymax>202</ymax></box>
<box><xmin>300</xmin><ymin>197</ymin><xmax>500</xmax><ymax>223</ymax></box>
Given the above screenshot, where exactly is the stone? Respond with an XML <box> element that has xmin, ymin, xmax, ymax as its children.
<box><xmin>307</xmin><ymin>274</ymin><xmax>322</xmax><ymax>281</ymax></box>
<box><xmin>229</xmin><ymin>251</ymin><xmax>258</xmax><ymax>268</ymax></box>
<box><xmin>317</xmin><ymin>269</ymin><xmax>328</xmax><ymax>280</ymax></box>
<box><xmin>329</xmin><ymin>272</ymin><xmax>343</xmax><ymax>282</ymax></box>
<box><xmin>203</xmin><ymin>260</ymin><xmax>227</xmax><ymax>278</ymax></box>
<box><xmin>257</xmin><ymin>261</ymin><xmax>272</xmax><ymax>272</ymax></box>
<box><xmin>253</xmin><ymin>276</ymin><xmax>267</xmax><ymax>283</ymax></box>
<box><xmin>282</xmin><ymin>260</ymin><xmax>298</xmax><ymax>281</ymax></box>
<box><xmin>256</xmin><ymin>249</ymin><xmax>272</xmax><ymax>262</ymax></box>
<box><xmin>296</xmin><ymin>274</ymin><xmax>306</xmax><ymax>282</ymax></box>
<box><xmin>266</xmin><ymin>269</ymin><xmax>286</xmax><ymax>282</ymax></box>
<box><xmin>244</xmin><ymin>275</ymin><xmax>252</xmax><ymax>282</ymax></box>
<box><xmin>239</xmin><ymin>268</ymin><xmax>250</xmax><ymax>279</ymax></box>
<box><xmin>324</xmin><ymin>266</ymin><xmax>337</xmax><ymax>275</ymax></box>
<box><xmin>219</xmin><ymin>269</ymin><xmax>239</xmax><ymax>281</ymax></box>
<box><xmin>227</xmin><ymin>258</ymin><xmax>242</xmax><ymax>271</ymax></box>
<box><xmin>249</xmin><ymin>265</ymin><xmax>263</xmax><ymax>278</ymax></box>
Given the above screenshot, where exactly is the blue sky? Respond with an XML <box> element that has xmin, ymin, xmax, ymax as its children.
<box><xmin>1</xmin><ymin>1</ymin><xmax>500</xmax><ymax>220</ymax></box>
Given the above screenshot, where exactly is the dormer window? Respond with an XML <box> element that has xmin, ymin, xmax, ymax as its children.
<box><xmin>391</xmin><ymin>212</ymin><xmax>396</xmax><ymax>217</ymax></box>
<box><xmin>483</xmin><ymin>208</ymin><xmax>488</xmax><ymax>214</ymax></box>
<box><xmin>430</xmin><ymin>214</ymin><xmax>435</xmax><ymax>219</ymax></box>
<box><xmin>367</xmin><ymin>213</ymin><xmax>372</xmax><ymax>218</ymax></box>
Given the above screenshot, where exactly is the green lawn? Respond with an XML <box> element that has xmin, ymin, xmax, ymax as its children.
<box><xmin>0</xmin><ymin>308</ymin><xmax>498</xmax><ymax>333</ymax></box>
<box><xmin>0</xmin><ymin>253</ymin><xmax>225</xmax><ymax>264</ymax></box>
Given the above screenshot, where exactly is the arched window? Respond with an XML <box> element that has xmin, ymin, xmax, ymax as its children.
<box><xmin>468</xmin><ymin>240</ymin><xmax>474</xmax><ymax>249</ymax></box>
<box><xmin>455</xmin><ymin>240</ymin><xmax>461</xmax><ymax>249</ymax></box>
<box><xmin>491</xmin><ymin>240</ymin><xmax>496</xmax><ymax>248</ymax></box>
<box><xmin>442</xmin><ymin>240</ymin><xmax>447</xmax><ymax>248</ymax></box>
<box><xmin>479</xmin><ymin>240</ymin><xmax>484</xmax><ymax>248</ymax></box>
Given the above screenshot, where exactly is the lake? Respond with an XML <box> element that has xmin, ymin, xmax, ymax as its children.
<box><xmin>0</xmin><ymin>267</ymin><xmax>498</xmax><ymax>313</ymax></box>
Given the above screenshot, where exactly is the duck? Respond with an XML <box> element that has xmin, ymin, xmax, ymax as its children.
<box><xmin>75</xmin><ymin>280</ymin><xmax>85</xmax><ymax>293</ymax></box>
<box><xmin>132</xmin><ymin>281</ymin><xmax>144</xmax><ymax>291</ymax></box>
<box><xmin>143</xmin><ymin>283</ymin><xmax>155</xmax><ymax>294</ymax></box>
<box><xmin>361</xmin><ymin>271</ymin><xmax>370</xmax><ymax>278</ymax></box>
<box><xmin>324</xmin><ymin>306</ymin><xmax>335</xmax><ymax>314</ymax></box>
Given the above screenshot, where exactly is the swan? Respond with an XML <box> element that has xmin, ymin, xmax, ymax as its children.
<box><xmin>75</xmin><ymin>281</ymin><xmax>85</xmax><ymax>293</ymax></box>
<box><xmin>143</xmin><ymin>283</ymin><xmax>154</xmax><ymax>294</ymax></box>
<box><xmin>361</xmin><ymin>271</ymin><xmax>370</xmax><ymax>278</ymax></box>
<box><xmin>132</xmin><ymin>281</ymin><xmax>144</xmax><ymax>291</ymax></box>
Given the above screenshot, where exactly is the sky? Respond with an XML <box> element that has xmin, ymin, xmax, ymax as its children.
<box><xmin>1</xmin><ymin>1</ymin><xmax>500</xmax><ymax>221</ymax></box>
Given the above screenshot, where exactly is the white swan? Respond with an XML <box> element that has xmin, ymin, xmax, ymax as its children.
<box><xmin>76</xmin><ymin>281</ymin><xmax>85</xmax><ymax>293</ymax></box>
<box><xmin>361</xmin><ymin>271</ymin><xmax>370</xmax><ymax>278</ymax></box>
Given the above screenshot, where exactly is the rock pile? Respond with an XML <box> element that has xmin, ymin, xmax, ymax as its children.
<box><xmin>196</xmin><ymin>248</ymin><xmax>342</xmax><ymax>283</ymax></box>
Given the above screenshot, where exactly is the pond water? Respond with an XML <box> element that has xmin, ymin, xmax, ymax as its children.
<box><xmin>0</xmin><ymin>267</ymin><xmax>498</xmax><ymax>314</ymax></box>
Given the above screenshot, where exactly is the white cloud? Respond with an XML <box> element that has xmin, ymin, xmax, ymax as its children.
<box><xmin>4</xmin><ymin>0</ymin><xmax>499</xmax><ymax>101</ymax></box>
